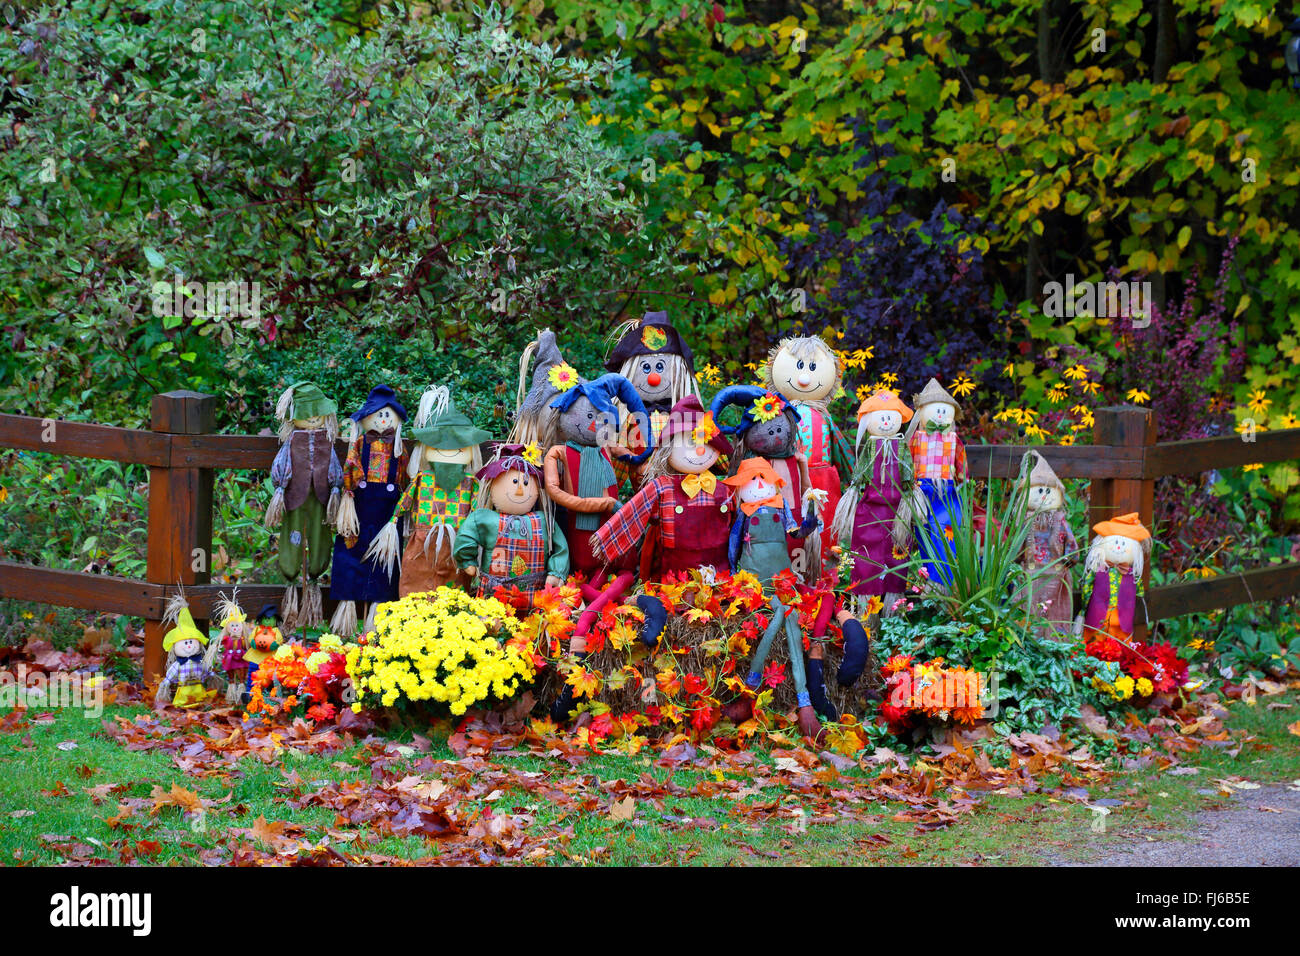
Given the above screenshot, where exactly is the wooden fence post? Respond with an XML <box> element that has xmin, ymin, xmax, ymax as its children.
<box><xmin>143</xmin><ymin>391</ymin><xmax>215</xmax><ymax>682</ymax></box>
<box><xmin>1090</xmin><ymin>404</ymin><xmax>1157</xmax><ymax>637</ymax></box>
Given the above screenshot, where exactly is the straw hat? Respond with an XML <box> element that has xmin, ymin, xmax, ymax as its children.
<box><xmin>1019</xmin><ymin>451</ymin><xmax>1065</xmax><ymax>494</ymax></box>
<box><xmin>911</xmin><ymin>377</ymin><xmax>961</xmax><ymax>413</ymax></box>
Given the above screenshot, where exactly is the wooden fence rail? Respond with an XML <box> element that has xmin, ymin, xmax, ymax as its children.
<box><xmin>2</xmin><ymin>393</ymin><xmax>1299</xmax><ymax>680</ymax></box>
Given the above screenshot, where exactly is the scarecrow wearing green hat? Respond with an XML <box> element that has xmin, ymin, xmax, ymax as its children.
<box><xmin>155</xmin><ymin>591</ymin><xmax>222</xmax><ymax>709</ymax></box>
<box><xmin>263</xmin><ymin>381</ymin><xmax>344</xmax><ymax>629</ymax></box>
<box><xmin>365</xmin><ymin>385</ymin><xmax>491</xmax><ymax>596</ymax></box>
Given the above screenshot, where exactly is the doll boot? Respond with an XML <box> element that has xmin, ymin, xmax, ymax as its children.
<box><xmin>836</xmin><ymin>614</ymin><xmax>870</xmax><ymax>688</ymax></box>
<box><xmin>635</xmin><ymin>595</ymin><xmax>668</xmax><ymax>647</ymax></box>
<box><xmin>722</xmin><ymin>673</ymin><xmax>761</xmax><ymax>724</ymax></box>
<box><xmin>550</xmin><ymin>654</ymin><xmax>591</xmax><ymax>723</ymax></box>
<box><xmin>805</xmin><ymin>657</ymin><xmax>838</xmax><ymax>722</ymax></box>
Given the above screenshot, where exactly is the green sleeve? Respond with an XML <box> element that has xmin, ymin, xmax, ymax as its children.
<box><xmin>547</xmin><ymin>516</ymin><xmax>570</xmax><ymax>580</ymax></box>
<box><xmin>453</xmin><ymin>509</ymin><xmax>494</xmax><ymax>570</ymax></box>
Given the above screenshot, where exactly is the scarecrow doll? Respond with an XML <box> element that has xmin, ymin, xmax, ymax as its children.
<box><xmin>591</xmin><ymin>395</ymin><xmax>732</xmax><ymax>648</ymax></box>
<box><xmin>263</xmin><ymin>381</ymin><xmax>344</xmax><ymax>628</ymax></box>
<box><xmin>156</xmin><ymin>593</ymin><xmax>221</xmax><ymax>709</ymax></box>
<box><xmin>906</xmin><ymin>378</ymin><xmax>968</xmax><ymax>589</ymax></box>
<box><xmin>544</xmin><ymin>373</ymin><xmax>655</xmax><ymax>642</ymax></box>
<box><xmin>329</xmin><ymin>385</ymin><xmax>410</xmax><ymax>636</ymax></box>
<box><xmin>1019</xmin><ymin>452</ymin><xmax>1079</xmax><ymax>637</ymax></box>
<box><xmin>710</xmin><ymin>384</ymin><xmax>825</xmax><ymax>580</ymax></box>
<box><xmin>243</xmin><ymin>603</ymin><xmax>282</xmax><ymax>695</ymax></box>
<box><xmin>1078</xmin><ymin>513</ymin><xmax>1151</xmax><ymax>646</ymax></box>
<box><xmin>720</xmin><ymin>458</ymin><xmax>830</xmax><ymax>739</ymax></box>
<box><xmin>366</xmin><ymin>386</ymin><xmax>490</xmax><ymax>597</ymax></box>
<box><xmin>454</xmin><ymin>443</ymin><xmax>569</xmax><ymax>609</ymax></box>
<box><xmin>832</xmin><ymin>390</ymin><xmax>914</xmax><ymax>616</ymax></box>
<box><xmin>215</xmin><ymin>590</ymin><xmax>252</xmax><ymax>704</ymax></box>
<box><xmin>604</xmin><ymin>310</ymin><xmax>702</xmax><ymax>488</ymax></box>
<box><xmin>763</xmin><ymin>336</ymin><xmax>854</xmax><ymax>561</ymax></box>
<box><xmin>511</xmin><ymin>328</ymin><xmax>574</xmax><ymax>450</ymax></box>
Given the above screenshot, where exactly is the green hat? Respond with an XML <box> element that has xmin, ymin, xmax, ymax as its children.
<box><xmin>163</xmin><ymin>605</ymin><xmax>208</xmax><ymax>652</ymax></box>
<box><xmin>411</xmin><ymin>396</ymin><xmax>491</xmax><ymax>448</ymax></box>
<box><xmin>289</xmin><ymin>381</ymin><xmax>337</xmax><ymax>420</ymax></box>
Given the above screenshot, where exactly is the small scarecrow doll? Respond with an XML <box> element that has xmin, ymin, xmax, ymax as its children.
<box><xmin>454</xmin><ymin>443</ymin><xmax>569</xmax><ymax>610</ymax></box>
<box><xmin>366</xmin><ymin>386</ymin><xmax>490</xmax><ymax>597</ymax></box>
<box><xmin>1019</xmin><ymin>452</ymin><xmax>1079</xmax><ymax>637</ymax></box>
<box><xmin>591</xmin><ymin>396</ymin><xmax>732</xmax><ymax>648</ymax></box>
<box><xmin>604</xmin><ymin>310</ymin><xmax>702</xmax><ymax>489</ymax></box>
<box><xmin>329</xmin><ymin>385</ymin><xmax>410</xmax><ymax>636</ymax></box>
<box><xmin>720</xmin><ymin>457</ymin><xmax>829</xmax><ymax>739</ymax></box>
<box><xmin>215</xmin><ymin>590</ymin><xmax>253</xmax><ymax>704</ymax></box>
<box><xmin>243</xmin><ymin>603</ymin><xmax>282</xmax><ymax>695</ymax></box>
<box><xmin>263</xmin><ymin>381</ymin><xmax>344</xmax><ymax>629</ymax></box>
<box><xmin>832</xmin><ymin>390</ymin><xmax>915</xmax><ymax>616</ymax></box>
<box><xmin>905</xmin><ymin>377</ymin><xmax>967</xmax><ymax>589</ymax></box>
<box><xmin>156</xmin><ymin>593</ymin><xmax>221</xmax><ymax>709</ymax></box>
<box><xmin>1078</xmin><ymin>513</ymin><xmax>1151</xmax><ymax>646</ymax></box>
<box><xmin>763</xmin><ymin>336</ymin><xmax>855</xmax><ymax>562</ymax></box>
<box><xmin>544</xmin><ymin>373</ymin><xmax>655</xmax><ymax>646</ymax></box>
<box><xmin>710</xmin><ymin>384</ymin><xmax>825</xmax><ymax>580</ymax></box>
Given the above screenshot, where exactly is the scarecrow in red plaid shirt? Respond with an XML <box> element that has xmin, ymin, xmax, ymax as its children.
<box><xmin>454</xmin><ymin>443</ymin><xmax>569</xmax><ymax>610</ymax></box>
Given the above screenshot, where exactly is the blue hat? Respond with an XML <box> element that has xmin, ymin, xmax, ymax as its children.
<box><xmin>350</xmin><ymin>385</ymin><xmax>407</xmax><ymax>423</ymax></box>
<box><xmin>549</xmin><ymin>373</ymin><xmax>656</xmax><ymax>465</ymax></box>
<box><xmin>709</xmin><ymin>385</ymin><xmax>793</xmax><ymax>437</ymax></box>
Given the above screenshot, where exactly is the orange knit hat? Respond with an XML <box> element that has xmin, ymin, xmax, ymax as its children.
<box><xmin>855</xmin><ymin>390</ymin><xmax>914</xmax><ymax>422</ymax></box>
<box><xmin>1091</xmin><ymin>512</ymin><xmax>1150</xmax><ymax>541</ymax></box>
<box><xmin>721</xmin><ymin>456</ymin><xmax>786</xmax><ymax>489</ymax></box>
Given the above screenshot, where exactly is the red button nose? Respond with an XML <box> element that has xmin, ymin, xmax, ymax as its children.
<box><xmin>647</xmin><ymin>373</ymin><xmax>662</xmax><ymax>387</ymax></box>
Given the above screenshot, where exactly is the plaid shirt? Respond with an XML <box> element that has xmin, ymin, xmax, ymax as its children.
<box><xmin>909</xmin><ymin>429</ymin><xmax>967</xmax><ymax>481</ymax></box>
<box><xmin>341</xmin><ymin>433</ymin><xmax>409</xmax><ymax>492</ymax></box>
<box><xmin>165</xmin><ymin>655</ymin><xmax>210</xmax><ymax>686</ymax></box>
<box><xmin>394</xmin><ymin>472</ymin><xmax>476</xmax><ymax>529</ymax></box>
<box><xmin>614</xmin><ymin>407</ymin><xmax>672</xmax><ymax>488</ymax></box>
<box><xmin>593</xmin><ymin>473</ymin><xmax>728</xmax><ymax>564</ymax></box>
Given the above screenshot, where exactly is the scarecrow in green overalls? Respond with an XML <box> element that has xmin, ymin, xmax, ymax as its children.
<box><xmin>264</xmin><ymin>381</ymin><xmax>343</xmax><ymax>629</ymax></box>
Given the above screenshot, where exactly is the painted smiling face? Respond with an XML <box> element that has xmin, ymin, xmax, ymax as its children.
<box><xmin>557</xmin><ymin>395</ymin><xmax>617</xmax><ymax>448</ymax></box>
<box><xmin>488</xmin><ymin>469</ymin><xmax>539</xmax><ymax>515</ymax></box>
<box><xmin>746</xmin><ymin>411</ymin><xmax>796</xmax><ymax>457</ymax></box>
<box><xmin>1027</xmin><ymin>484</ymin><xmax>1064</xmax><ymax>512</ymax></box>
<box><xmin>171</xmin><ymin>635</ymin><xmax>205</xmax><ymax>659</ymax></box>
<box><xmin>629</xmin><ymin>354</ymin><xmax>674</xmax><ymax>406</ymax></box>
<box><xmin>359</xmin><ymin>406</ymin><xmax>400</xmax><ymax>434</ymax></box>
<box><xmin>862</xmin><ymin>408</ymin><xmax>903</xmax><ymax>438</ymax></box>
<box><xmin>770</xmin><ymin>341</ymin><xmax>838</xmax><ymax>403</ymax></box>
<box><xmin>425</xmin><ymin>445</ymin><xmax>475</xmax><ymax>466</ymax></box>
<box><xmin>667</xmin><ymin>435</ymin><xmax>720</xmax><ymax>475</ymax></box>
<box><xmin>1098</xmin><ymin>533</ymin><xmax>1142</xmax><ymax>568</ymax></box>
<box><xmin>292</xmin><ymin>415</ymin><xmax>328</xmax><ymax>430</ymax></box>
<box><xmin>919</xmin><ymin>401</ymin><xmax>956</xmax><ymax>430</ymax></box>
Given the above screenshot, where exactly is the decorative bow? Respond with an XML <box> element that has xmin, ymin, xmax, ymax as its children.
<box><xmin>925</xmin><ymin>421</ymin><xmax>951</xmax><ymax>434</ymax></box>
<box><xmin>681</xmin><ymin>471</ymin><xmax>717</xmax><ymax>498</ymax></box>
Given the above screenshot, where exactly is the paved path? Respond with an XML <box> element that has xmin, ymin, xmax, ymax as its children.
<box><xmin>1060</xmin><ymin>785</ymin><xmax>1300</xmax><ymax>867</ymax></box>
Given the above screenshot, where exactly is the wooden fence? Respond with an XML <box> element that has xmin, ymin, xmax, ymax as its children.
<box><xmin>2</xmin><ymin>393</ymin><xmax>1299</xmax><ymax>680</ymax></box>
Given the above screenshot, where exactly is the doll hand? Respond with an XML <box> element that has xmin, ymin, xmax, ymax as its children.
<box><xmin>545</xmin><ymin>575</ymin><xmax>561</xmax><ymax>588</ymax></box>
<box><xmin>602</xmin><ymin>496</ymin><xmax>621</xmax><ymax>512</ymax></box>
<box><xmin>463</xmin><ymin>566</ymin><xmax>478</xmax><ymax>579</ymax></box>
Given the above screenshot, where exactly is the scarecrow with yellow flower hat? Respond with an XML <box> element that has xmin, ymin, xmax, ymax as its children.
<box><xmin>1079</xmin><ymin>512</ymin><xmax>1151</xmax><ymax>645</ymax></box>
<box><xmin>156</xmin><ymin>592</ymin><xmax>222</xmax><ymax>708</ymax></box>
<box><xmin>454</xmin><ymin>442</ymin><xmax>569</xmax><ymax>610</ymax></box>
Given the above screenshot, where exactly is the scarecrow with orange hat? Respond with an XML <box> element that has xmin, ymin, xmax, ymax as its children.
<box><xmin>1079</xmin><ymin>513</ymin><xmax>1151</xmax><ymax>645</ymax></box>
<box><xmin>720</xmin><ymin>457</ymin><xmax>827</xmax><ymax>738</ymax></box>
<box><xmin>832</xmin><ymin>390</ymin><xmax>915</xmax><ymax>613</ymax></box>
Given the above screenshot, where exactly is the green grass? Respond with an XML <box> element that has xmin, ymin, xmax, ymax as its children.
<box><xmin>2</xmin><ymin>689</ymin><xmax>1297</xmax><ymax>866</ymax></box>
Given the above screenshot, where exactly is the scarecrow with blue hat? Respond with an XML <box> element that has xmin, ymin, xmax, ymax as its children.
<box><xmin>542</xmin><ymin>371</ymin><xmax>655</xmax><ymax>719</ymax></box>
<box><xmin>328</xmin><ymin>385</ymin><xmax>411</xmax><ymax>636</ymax></box>
<box><xmin>365</xmin><ymin>385</ymin><xmax>491</xmax><ymax>596</ymax></box>
<box><xmin>263</xmin><ymin>381</ymin><xmax>344</xmax><ymax>629</ymax></box>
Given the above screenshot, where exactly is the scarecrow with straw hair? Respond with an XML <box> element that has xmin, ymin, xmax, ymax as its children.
<box><xmin>1078</xmin><ymin>513</ymin><xmax>1151</xmax><ymax>646</ymax></box>
<box><xmin>329</xmin><ymin>385</ymin><xmax>410</xmax><ymax>636</ymax></box>
<box><xmin>366</xmin><ymin>385</ymin><xmax>490</xmax><ymax>597</ymax></box>
<box><xmin>1018</xmin><ymin>451</ymin><xmax>1079</xmax><ymax>637</ymax></box>
<box><xmin>453</xmin><ymin>442</ymin><xmax>569</xmax><ymax>610</ymax></box>
<box><xmin>214</xmin><ymin>589</ymin><xmax>253</xmax><ymax>704</ymax></box>
<box><xmin>264</xmin><ymin>381</ymin><xmax>343</xmax><ymax>629</ymax></box>
<box><xmin>604</xmin><ymin>310</ymin><xmax>702</xmax><ymax>489</ymax></box>
<box><xmin>763</xmin><ymin>335</ymin><xmax>855</xmax><ymax>561</ymax></box>
<box><xmin>905</xmin><ymin>377</ymin><xmax>968</xmax><ymax>589</ymax></box>
<box><xmin>156</xmin><ymin>591</ymin><xmax>222</xmax><ymax>708</ymax></box>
